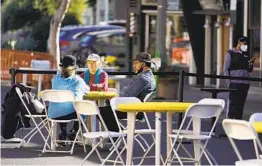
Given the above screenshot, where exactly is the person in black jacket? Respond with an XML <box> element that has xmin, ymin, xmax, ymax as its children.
<box><xmin>223</xmin><ymin>36</ymin><xmax>257</xmax><ymax>119</ymax></box>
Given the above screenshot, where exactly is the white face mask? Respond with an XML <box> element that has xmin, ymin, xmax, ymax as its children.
<box><xmin>240</xmin><ymin>45</ymin><xmax>248</xmax><ymax>52</ymax></box>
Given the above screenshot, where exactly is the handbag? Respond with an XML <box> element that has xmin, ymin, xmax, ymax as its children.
<box><xmin>24</xmin><ymin>92</ymin><xmax>45</xmax><ymax>114</ymax></box>
<box><xmin>32</xmin><ymin>98</ymin><xmax>45</xmax><ymax>114</ymax></box>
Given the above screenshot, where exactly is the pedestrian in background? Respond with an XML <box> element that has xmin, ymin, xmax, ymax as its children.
<box><xmin>223</xmin><ymin>36</ymin><xmax>256</xmax><ymax>119</ymax></box>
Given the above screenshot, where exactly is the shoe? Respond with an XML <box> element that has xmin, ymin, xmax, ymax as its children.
<box><xmin>68</xmin><ymin>130</ymin><xmax>77</xmax><ymax>141</ymax></box>
<box><xmin>58</xmin><ymin>132</ymin><xmax>67</xmax><ymax>147</ymax></box>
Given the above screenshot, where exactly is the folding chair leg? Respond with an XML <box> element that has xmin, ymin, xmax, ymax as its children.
<box><xmin>173</xmin><ymin>139</ymin><xmax>194</xmax><ymax>160</ymax></box>
<box><xmin>134</xmin><ymin>136</ymin><xmax>147</xmax><ymax>152</ymax></box>
<box><xmin>80</xmin><ymin>139</ymin><xmax>104</xmax><ymax>165</ymax></box>
<box><xmin>42</xmin><ymin>122</ymin><xmax>56</xmax><ymax>153</ymax></box>
<box><xmin>79</xmin><ymin>126</ymin><xmax>86</xmax><ymax>153</ymax></box>
<box><xmin>197</xmin><ymin>142</ymin><xmax>214</xmax><ymax>166</ymax></box>
<box><xmin>18</xmin><ymin>127</ymin><xmax>38</xmax><ymax>148</ymax></box>
<box><xmin>165</xmin><ymin>138</ymin><xmax>183</xmax><ymax>166</ymax></box>
<box><xmin>136</xmin><ymin>134</ymin><xmax>150</xmax><ymax>149</ymax></box>
<box><xmin>70</xmin><ymin>129</ymin><xmax>80</xmax><ymax>154</ymax></box>
<box><xmin>101</xmin><ymin>137</ymin><xmax>125</xmax><ymax>166</ymax></box>
<box><xmin>27</xmin><ymin>120</ymin><xmax>48</xmax><ymax>144</ymax></box>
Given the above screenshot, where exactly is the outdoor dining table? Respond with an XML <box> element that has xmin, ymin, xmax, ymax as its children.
<box><xmin>117</xmin><ymin>102</ymin><xmax>195</xmax><ymax>165</ymax></box>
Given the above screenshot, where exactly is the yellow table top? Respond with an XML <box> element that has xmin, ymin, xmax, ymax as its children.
<box><xmin>253</xmin><ymin>122</ymin><xmax>262</xmax><ymax>133</ymax></box>
<box><xmin>83</xmin><ymin>91</ymin><xmax>117</xmax><ymax>100</ymax></box>
<box><xmin>117</xmin><ymin>102</ymin><xmax>193</xmax><ymax>112</ymax></box>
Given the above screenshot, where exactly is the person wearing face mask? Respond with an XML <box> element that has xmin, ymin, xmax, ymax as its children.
<box><xmin>223</xmin><ymin>36</ymin><xmax>254</xmax><ymax>119</ymax></box>
<box><xmin>99</xmin><ymin>52</ymin><xmax>156</xmax><ymax>131</ymax></box>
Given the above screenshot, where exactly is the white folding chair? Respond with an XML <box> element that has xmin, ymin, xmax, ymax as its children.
<box><xmin>222</xmin><ymin>119</ymin><xmax>262</xmax><ymax>166</ymax></box>
<box><xmin>15</xmin><ymin>87</ymin><xmax>49</xmax><ymax>148</ymax></box>
<box><xmin>107</xmin><ymin>88</ymin><xmax>118</xmax><ymax>93</ymax></box>
<box><xmin>41</xmin><ymin>90</ymin><xmax>84</xmax><ymax>154</ymax></box>
<box><xmin>250</xmin><ymin>113</ymin><xmax>262</xmax><ymax>123</ymax></box>
<box><xmin>165</xmin><ymin>101</ymin><xmax>224</xmax><ymax>166</ymax></box>
<box><xmin>110</xmin><ymin>97</ymin><xmax>161</xmax><ymax>165</ymax></box>
<box><xmin>143</xmin><ymin>91</ymin><xmax>156</xmax><ymax>102</ymax></box>
<box><xmin>172</xmin><ymin>98</ymin><xmax>225</xmax><ymax>135</ymax></box>
<box><xmin>73</xmin><ymin>100</ymin><xmax>126</xmax><ymax>165</ymax></box>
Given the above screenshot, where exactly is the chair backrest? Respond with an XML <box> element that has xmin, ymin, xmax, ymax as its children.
<box><xmin>198</xmin><ymin>98</ymin><xmax>226</xmax><ymax>110</ymax></box>
<box><xmin>110</xmin><ymin>97</ymin><xmax>141</xmax><ymax>113</ymax></box>
<box><xmin>41</xmin><ymin>90</ymin><xmax>75</xmax><ymax>103</ymax></box>
<box><xmin>250</xmin><ymin>113</ymin><xmax>262</xmax><ymax>123</ymax></box>
<box><xmin>223</xmin><ymin>119</ymin><xmax>258</xmax><ymax>140</ymax></box>
<box><xmin>107</xmin><ymin>88</ymin><xmax>118</xmax><ymax>93</ymax></box>
<box><xmin>185</xmin><ymin>103</ymin><xmax>223</xmax><ymax>119</ymax></box>
<box><xmin>143</xmin><ymin>91</ymin><xmax>156</xmax><ymax>102</ymax></box>
<box><xmin>73</xmin><ymin>100</ymin><xmax>109</xmax><ymax>133</ymax></box>
<box><xmin>73</xmin><ymin>100</ymin><xmax>99</xmax><ymax>116</ymax></box>
<box><xmin>222</xmin><ymin>119</ymin><xmax>262</xmax><ymax>160</ymax></box>
<box><xmin>110</xmin><ymin>97</ymin><xmax>142</xmax><ymax>132</ymax></box>
<box><xmin>176</xmin><ymin>102</ymin><xmax>223</xmax><ymax>139</ymax></box>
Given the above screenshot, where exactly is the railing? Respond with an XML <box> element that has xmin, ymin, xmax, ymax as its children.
<box><xmin>9</xmin><ymin>67</ymin><xmax>262</xmax><ymax>97</ymax></box>
<box><xmin>8</xmin><ymin>67</ymin><xmax>262</xmax><ymax>126</ymax></box>
<box><xmin>1</xmin><ymin>49</ymin><xmax>55</xmax><ymax>88</ymax></box>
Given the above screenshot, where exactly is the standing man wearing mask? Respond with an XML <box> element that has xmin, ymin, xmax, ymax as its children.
<box><xmin>224</xmin><ymin>36</ymin><xmax>255</xmax><ymax>119</ymax></box>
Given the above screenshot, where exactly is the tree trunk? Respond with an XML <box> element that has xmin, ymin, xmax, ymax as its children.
<box><xmin>48</xmin><ymin>0</ymin><xmax>71</xmax><ymax>69</ymax></box>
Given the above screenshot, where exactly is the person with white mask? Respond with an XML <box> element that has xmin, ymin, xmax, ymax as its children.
<box><xmin>223</xmin><ymin>36</ymin><xmax>256</xmax><ymax>119</ymax></box>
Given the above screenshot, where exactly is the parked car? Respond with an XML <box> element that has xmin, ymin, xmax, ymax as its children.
<box><xmin>73</xmin><ymin>29</ymin><xmax>127</xmax><ymax>71</ymax></box>
<box><xmin>59</xmin><ymin>25</ymin><xmax>123</xmax><ymax>56</ymax></box>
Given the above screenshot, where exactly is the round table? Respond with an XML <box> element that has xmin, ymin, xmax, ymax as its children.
<box><xmin>83</xmin><ymin>91</ymin><xmax>117</xmax><ymax>101</ymax></box>
<box><xmin>118</xmin><ymin>102</ymin><xmax>193</xmax><ymax>166</ymax></box>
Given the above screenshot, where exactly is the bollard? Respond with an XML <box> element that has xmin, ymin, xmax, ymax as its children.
<box><xmin>177</xmin><ymin>70</ymin><xmax>185</xmax><ymax>127</ymax></box>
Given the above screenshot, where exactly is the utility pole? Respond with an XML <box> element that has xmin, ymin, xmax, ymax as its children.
<box><xmin>156</xmin><ymin>0</ymin><xmax>167</xmax><ymax>68</ymax></box>
<box><xmin>259</xmin><ymin>2</ymin><xmax>262</xmax><ymax>87</ymax></box>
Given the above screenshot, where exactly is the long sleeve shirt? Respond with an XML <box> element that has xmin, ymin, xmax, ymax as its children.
<box><xmin>223</xmin><ymin>48</ymin><xmax>252</xmax><ymax>86</ymax></box>
<box><xmin>48</xmin><ymin>74</ymin><xmax>87</xmax><ymax>118</ymax></box>
<box><xmin>80</xmin><ymin>70</ymin><xmax>108</xmax><ymax>91</ymax></box>
<box><xmin>120</xmin><ymin>70</ymin><xmax>156</xmax><ymax>101</ymax></box>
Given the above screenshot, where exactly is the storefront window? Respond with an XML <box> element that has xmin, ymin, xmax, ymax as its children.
<box><xmin>146</xmin><ymin>14</ymin><xmax>191</xmax><ymax>67</ymax></box>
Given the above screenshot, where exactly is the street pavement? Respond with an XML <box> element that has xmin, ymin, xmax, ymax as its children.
<box><xmin>1</xmin><ymin>81</ymin><xmax>262</xmax><ymax>165</ymax></box>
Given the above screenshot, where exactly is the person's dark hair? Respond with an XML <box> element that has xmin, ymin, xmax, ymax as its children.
<box><xmin>61</xmin><ymin>66</ymin><xmax>75</xmax><ymax>78</ymax></box>
<box><xmin>145</xmin><ymin>62</ymin><xmax>151</xmax><ymax>68</ymax></box>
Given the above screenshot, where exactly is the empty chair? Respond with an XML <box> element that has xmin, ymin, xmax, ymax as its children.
<box><xmin>73</xmin><ymin>100</ymin><xmax>126</xmax><ymax>165</ymax></box>
<box><xmin>165</xmin><ymin>101</ymin><xmax>224</xmax><ymax>165</ymax></box>
<box><xmin>222</xmin><ymin>119</ymin><xmax>262</xmax><ymax>166</ymax></box>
